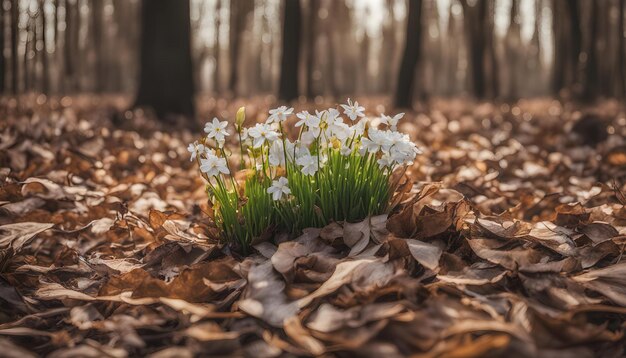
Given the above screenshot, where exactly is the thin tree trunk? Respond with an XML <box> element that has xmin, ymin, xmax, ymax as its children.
<box><xmin>326</xmin><ymin>2</ymin><xmax>339</xmax><ymax>98</ymax></box>
<box><xmin>278</xmin><ymin>0</ymin><xmax>301</xmax><ymax>102</ymax></box>
<box><xmin>394</xmin><ymin>0</ymin><xmax>422</xmax><ymax>108</ymax></box>
<box><xmin>91</xmin><ymin>0</ymin><xmax>105</xmax><ymax>92</ymax></box>
<box><xmin>213</xmin><ymin>0</ymin><xmax>221</xmax><ymax>94</ymax></box>
<box><xmin>618</xmin><ymin>0</ymin><xmax>625</xmax><ymax>98</ymax></box>
<box><xmin>40</xmin><ymin>0</ymin><xmax>49</xmax><ymax>94</ymax></box>
<box><xmin>227</xmin><ymin>1</ymin><xmax>251</xmax><ymax>95</ymax></box>
<box><xmin>306</xmin><ymin>0</ymin><xmax>319</xmax><ymax>98</ymax></box>
<box><xmin>10</xmin><ymin>0</ymin><xmax>19</xmax><ymax>94</ymax></box>
<box><xmin>486</xmin><ymin>1</ymin><xmax>499</xmax><ymax>97</ymax></box>
<box><xmin>506</xmin><ymin>0</ymin><xmax>520</xmax><ymax>99</ymax></box>
<box><xmin>134</xmin><ymin>0</ymin><xmax>195</xmax><ymax>119</ymax></box>
<box><xmin>0</xmin><ymin>4</ymin><xmax>5</xmax><ymax>94</ymax></box>
<box><xmin>567</xmin><ymin>0</ymin><xmax>582</xmax><ymax>96</ymax></box>
<box><xmin>63</xmin><ymin>0</ymin><xmax>72</xmax><ymax>92</ymax></box>
<box><xmin>460</xmin><ymin>0</ymin><xmax>487</xmax><ymax>99</ymax></box>
<box><xmin>583</xmin><ymin>0</ymin><xmax>599</xmax><ymax>100</ymax></box>
<box><xmin>24</xmin><ymin>16</ymin><xmax>32</xmax><ymax>92</ymax></box>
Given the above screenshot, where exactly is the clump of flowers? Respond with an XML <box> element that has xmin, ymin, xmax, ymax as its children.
<box><xmin>189</xmin><ymin>100</ymin><xmax>421</xmax><ymax>252</ymax></box>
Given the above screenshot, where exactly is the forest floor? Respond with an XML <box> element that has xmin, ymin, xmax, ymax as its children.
<box><xmin>1</xmin><ymin>95</ymin><xmax>626</xmax><ymax>357</ymax></box>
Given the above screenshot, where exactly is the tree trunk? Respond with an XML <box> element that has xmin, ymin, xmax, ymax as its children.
<box><xmin>278</xmin><ymin>0</ymin><xmax>302</xmax><ymax>102</ymax></box>
<box><xmin>134</xmin><ymin>0</ymin><xmax>195</xmax><ymax>119</ymax></box>
<box><xmin>10</xmin><ymin>0</ymin><xmax>19</xmax><ymax>94</ymax></box>
<box><xmin>486</xmin><ymin>1</ymin><xmax>499</xmax><ymax>98</ymax></box>
<box><xmin>0</xmin><ymin>3</ymin><xmax>5</xmax><ymax>94</ymax></box>
<box><xmin>460</xmin><ymin>0</ymin><xmax>488</xmax><ymax>99</ymax></box>
<box><xmin>40</xmin><ymin>0</ymin><xmax>49</xmax><ymax>94</ymax></box>
<box><xmin>213</xmin><ymin>0</ymin><xmax>221</xmax><ymax>94</ymax></box>
<box><xmin>91</xmin><ymin>0</ymin><xmax>105</xmax><ymax>92</ymax></box>
<box><xmin>24</xmin><ymin>15</ymin><xmax>32</xmax><ymax>92</ymax></box>
<box><xmin>506</xmin><ymin>0</ymin><xmax>520</xmax><ymax>99</ymax></box>
<box><xmin>306</xmin><ymin>0</ymin><xmax>319</xmax><ymax>98</ymax></box>
<box><xmin>394</xmin><ymin>0</ymin><xmax>422</xmax><ymax>108</ymax></box>
<box><xmin>618</xmin><ymin>0</ymin><xmax>625</xmax><ymax>98</ymax></box>
<box><xmin>567</xmin><ymin>0</ymin><xmax>582</xmax><ymax>96</ymax></box>
<box><xmin>228</xmin><ymin>0</ymin><xmax>252</xmax><ymax>96</ymax></box>
<box><xmin>64</xmin><ymin>0</ymin><xmax>81</xmax><ymax>92</ymax></box>
<box><xmin>582</xmin><ymin>0</ymin><xmax>599</xmax><ymax>100</ymax></box>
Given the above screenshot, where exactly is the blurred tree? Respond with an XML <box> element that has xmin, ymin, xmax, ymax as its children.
<box><xmin>306</xmin><ymin>0</ymin><xmax>319</xmax><ymax>99</ymax></box>
<box><xmin>214</xmin><ymin>0</ymin><xmax>221</xmax><ymax>93</ymax></box>
<box><xmin>505</xmin><ymin>0</ymin><xmax>521</xmax><ymax>99</ymax></box>
<box><xmin>582</xmin><ymin>0</ymin><xmax>599</xmax><ymax>100</ymax></box>
<box><xmin>552</xmin><ymin>0</ymin><xmax>582</xmax><ymax>97</ymax></box>
<box><xmin>460</xmin><ymin>0</ymin><xmax>498</xmax><ymax>99</ymax></box>
<box><xmin>64</xmin><ymin>0</ymin><xmax>79</xmax><ymax>92</ymax></box>
<box><xmin>134</xmin><ymin>0</ymin><xmax>195</xmax><ymax>118</ymax></box>
<box><xmin>39</xmin><ymin>0</ymin><xmax>49</xmax><ymax>93</ymax></box>
<box><xmin>395</xmin><ymin>0</ymin><xmax>422</xmax><ymax>108</ymax></box>
<box><xmin>91</xmin><ymin>0</ymin><xmax>104</xmax><ymax>92</ymax></box>
<box><xmin>617</xmin><ymin>0</ymin><xmax>626</xmax><ymax>98</ymax></box>
<box><xmin>10</xmin><ymin>0</ymin><xmax>18</xmax><ymax>94</ymax></box>
<box><xmin>0</xmin><ymin>2</ymin><xmax>5</xmax><ymax>94</ymax></box>
<box><xmin>278</xmin><ymin>0</ymin><xmax>302</xmax><ymax>102</ymax></box>
<box><xmin>228</xmin><ymin>0</ymin><xmax>253</xmax><ymax>96</ymax></box>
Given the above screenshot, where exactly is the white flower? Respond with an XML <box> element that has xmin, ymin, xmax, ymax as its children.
<box><xmin>295</xmin><ymin>111</ymin><xmax>321</xmax><ymax>129</ymax></box>
<box><xmin>326</xmin><ymin>108</ymin><xmax>341</xmax><ymax>124</ymax></box>
<box><xmin>377</xmin><ymin>153</ymin><xmax>394</xmax><ymax>169</ymax></box>
<box><xmin>267</xmin><ymin>177</ymin><xmax>291</xmax><ymax>201</ymax></box>
<box><xmin>187</xmin><ymin>141</ymin><xmax>205</xmax><ymax>161</ymax></box>
<box><xmin>248</xmin><ymin>123</ymin><xmax>280</xmax><ymax>148</ymax></box>
<box><xmin>300</xmin><ymin>130</ymin><xmax>318</xmax><ymax>145</ymax></box>
<box><xmin>360</xmin><ymin>129</ymin><xmax>389</xmax><ymax>154</ymax></box>
<box><xmin>389</xmin><ymin>137</ymin><xmax>421</xmax><ymax>165</ymax></box>
<box><xmin>340</xmin><ymin>98</ymin><xmax>365</xmax><ymax>121</ymax></box>
<box><xmin>380</xmin><ymin>113</ymin><xmax>404</xmax><ymax>131</ymax></box>
<box><xmin>199</xmin><ymin>154</ymin><xmax>230</xmax><ymax>177</ymax></box>
<box><xmin>240</xmin><ymin>127</ymin><xmax>249</xmax><ymax>141</ymax></box>
<box><xmin>340</xmin><ymin>144</ymin><xmax>353</xmax><ymax>156</ymax></box>
<box><xmin>327</xmin><ymin>120</ymin><xmax>351</xmax><ymax>141</ymax></box>
<box><xmin>204</xmin><ymin>117</ymin><xmax>230</xmax><ymax>142</ymax></box>
<box><xmin>204</xmin><ymin>147</ymin><xmax>216</xmax><ymax>156</ymax></box>
<box><xmin>296</xmin><ymin>154</ymin><xmax>319</xmax><ymax>176</ymax></box>
<box><xmin>269</xmin><ymin>140</ymin><xmax>286</xmax><ymax>167</ymax></box>
<box><xmin>267</xmin><ymin>106</ymin><xmax>294</xmax><ymax>124</ymax></box>
<box><xmin>351</xmin><ymin>118</ymin><xmax>368</xmax><ymax>137</ymax></box>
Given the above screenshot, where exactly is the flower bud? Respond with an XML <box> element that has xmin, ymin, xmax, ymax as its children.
<box><xmin>236</xmin><ymin>107</ymin><xmax>246</xmax><ymax>129</ymax></box>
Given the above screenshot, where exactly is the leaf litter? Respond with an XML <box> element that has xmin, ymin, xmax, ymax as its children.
<box><xmin>0</xmin><ymin>96</ymin><xmax>626</xmax><ymax>356</ymax></box>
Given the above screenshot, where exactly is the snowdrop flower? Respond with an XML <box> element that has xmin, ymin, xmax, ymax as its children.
<box><xmin>327</xmin><ymin>120</ymin><xmax>351</xmax><ymax>141</ymax></box>
<box><xmin>187</xmin><ymin>141</ymin><xmax>205</xmax><ymax>161</ymax></box>
<box><xmin>269</xmin><ymin>140</ymin><xmax>286</xmax><ymax>167</ymax></box>
<box><xmin>204</xmin><ymin>117</ymin><xmax>230</xmax><ymax>142</ymax></box>
<box><xmin>248</xmin><ymin>123</ymin><xmax>280</xmax><ymax>148</ymax></box>
<box><xmin>340</xmin><ymin>98</ymin><xmax>365</xmax><ymax>121</ymax></box>
<box><xmin>204</xmin><ymin>147</ymin><xmax>216</xmax><ymax>156</ymax></box>
<box><xmin>267</xmin><ymin>177</ymin><xmax>291</xmax><ymax>201</ymax></box>
<box><xmin>380</xmin><ymin>113</ymin><xmax>404</xmax><ymax>131</ymax></box>
<box><xmin>300</xmin><ymin>130</ymin><xmax>318</xmax><ymax>145</ymax></box>
<box><xmin>360</xmin><ymin>129</ymin><xmax>389</xmax><ymax>154</ymax></box>
<box><xmin>200</xmin><ymin>154</ymin><xmax>230</xmax><ymax>177</ymax></box>
<box><xmin>340</xmin><ymin>144</ymin><xmax>353</xmax><ymax>156</ymax></box>
<box><xmin>377</xmin><ymin>153</ymin><xmax>394</xmax><ymax>169</ymax></box>
<box><xmin>390</xmin><ymin>138</ymin><xmax>421</xmax><ymax>165</ymax></box>
<box><xmin>317</xmin><ymin>109</ymin><xmax>337</xmax><ymax>127</ymax></box>
<box><xmin>295</xmin><ymin>111</ymin><xmax>321</xmax><ymax>129</ymax></box>
<box><xmin>267</xmin><ymin>106</ymin><xmax>294</xmax><ymax>124</ymax></box>
<box><xmin>351</xmin><ymin>118</ymin><xmax>368</xmax><ymax>137</ymax></box>
<box><xmin>296</xmin><ymin>154</ymin><xmax>319</xmax><ymax>176</ymax></box>
<box><xmin>326</xmin><ymin>108</ymin><xmax>341</xmax><ymax>123</ymax></box>
<box><xmin>240</xmin><ymin>127</ymin><xmax>249</xmax><ymax>141</ymax></box>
